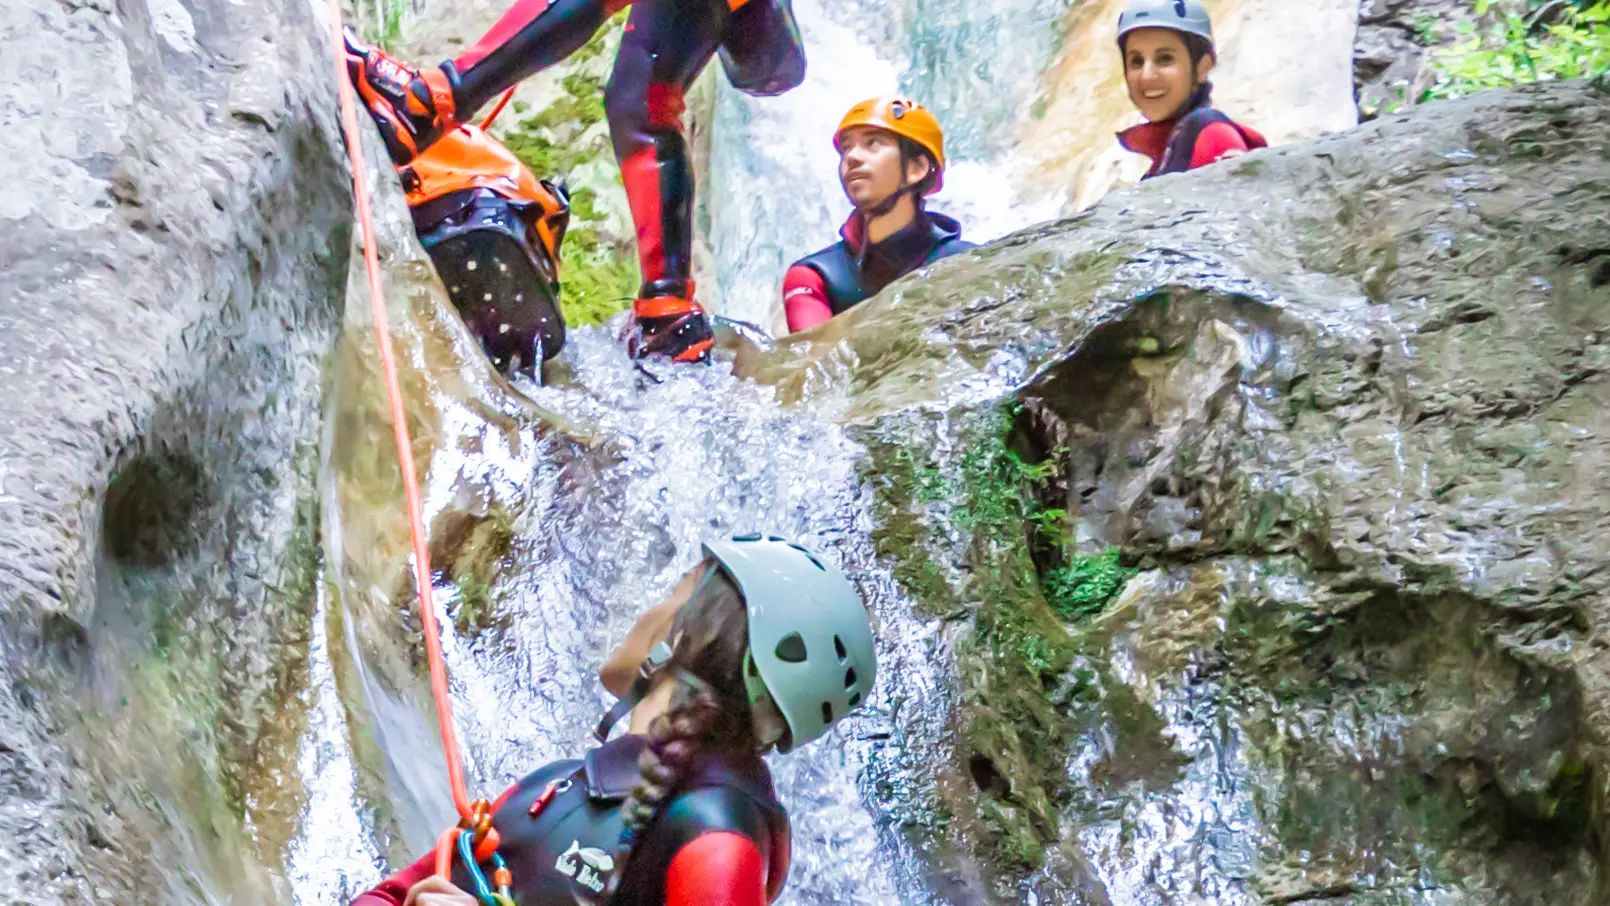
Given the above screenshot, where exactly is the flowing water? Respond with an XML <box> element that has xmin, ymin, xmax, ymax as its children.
<box><xmin>284</xmin><ymin>1</ymin><xmax>1071</xmax><ymax>902</ymax></box>
<box><xmin>707</xmin><ymin>0</ymin><xmax>1068</xmax><ymax>326</ymax></box>
<box><xmin>296</xmin><ymin>322</ymin><xmax>961</xmax><ymax>905</ymax></box>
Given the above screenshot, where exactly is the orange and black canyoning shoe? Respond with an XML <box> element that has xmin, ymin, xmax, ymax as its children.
<box><xmin>629</xmin><ymin>292</ymin><xmax>714</xmax><ymax>364</ymax></box>
<box><xmin>344</xmin><ymin>29</ymin><xmax>458</xmax><ymax>166</ymax></box>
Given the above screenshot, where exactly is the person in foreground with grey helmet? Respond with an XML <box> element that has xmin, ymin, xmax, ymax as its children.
<box><xmin>350</xmin><ymin>534</ymin><xmax>876</xmax><ymax>906</ymax></box>
<box><xmin>1115</xmin><ymin>0</ymin><xmax>1267</xmax><ymax>178</ymax></box>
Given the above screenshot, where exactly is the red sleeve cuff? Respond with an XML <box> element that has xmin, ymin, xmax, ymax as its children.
<box><xmin>349</xmin><ymin>853</ymin><xmax>435</xmax><ymax>906</ymax></box>
<box><xmin>782</xmin><ymin>265</ymin><xmax>833</xmax><ymax>333</ymax></box>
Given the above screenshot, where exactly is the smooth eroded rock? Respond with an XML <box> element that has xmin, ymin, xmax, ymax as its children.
<box><xmin>0</xmin><ymin>0</ymin><xmax>347</xmax><ymax>900</ymax></box>
<box><xmin>767</xmin><ymin>81</ymin><xmax>1610</xmax><ymax>904</ymax></box>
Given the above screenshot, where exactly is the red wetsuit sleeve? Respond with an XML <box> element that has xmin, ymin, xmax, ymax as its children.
<box><xmin>349</xmin><ymin>853</ymin><xmax>435</xmax><ymax>906</ymax></box>
<box><xmin>1191</xmin><ymin>121</ymin><xmax>1251</xmax><ymax>169</ymax></box>
<box><xmin>665</xmin><ymin>831</ymin><xmax>769</xmax><ymax>906</ymax></box>
<box><xmin>782</xmin><ymin>265</ymin><xmax>833</xmax><ymax>334</ymax></box>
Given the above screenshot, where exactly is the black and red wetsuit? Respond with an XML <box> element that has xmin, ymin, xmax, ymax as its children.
<box><xmin>1116</xmin><ymin>84</ymin><xmax>1267</xmax><ymax>180</ymax></box>
<box><xmin>782</xmin><ymin>210</ymin><xmax>974</xmax><ymax>332</ymax></box>
<box><xmin>444</xmin><ymin>0</ymin><xmax>805</xmax><ymax>302</ymax></box>
<box><xmin>350</xmin><ymin>735</ymin><xmax>790</xmax><ymax>906</ymax></box>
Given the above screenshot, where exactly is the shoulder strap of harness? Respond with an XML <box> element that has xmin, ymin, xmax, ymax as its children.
<box><xmin>595</xmin><ymin>640</ymin><xmax>676</xmax><ymax>742</ymax></box>
<box><xmin>1153</xmin><ymin>106</ymin><xmax>1234</xmax><ymax>178</ymax></box>
<box><xmin>796</xmin><ymin>242</ymin><xmax>870</xmax><ymax>315</ymax></box>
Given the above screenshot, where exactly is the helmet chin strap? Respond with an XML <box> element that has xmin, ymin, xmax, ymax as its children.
<box><xmin>743</xmin><ymin>649</ymin><xmax>789</xmax><ymax>753</ymax></box>
<box><xmin>859</xmin><ymin>183</ymin><xmax>913</xmax><ymax>219</ymax></box>
<box><xmin>594</xmin><ymin>639</ymin><xmax>677</xmax><ymax>742</ymax></box>
<box><xmin>594</xmin><ymin>640</ymin><xmax>788</xmax><ymax>753</ymax></box>
<box><xmin>858</xmin><ymin>150</ymin><xmax>930</xmax><ymax>219</ymax></box>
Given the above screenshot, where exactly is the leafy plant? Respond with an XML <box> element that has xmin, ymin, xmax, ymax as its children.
<box><xmin>1031</xmin><ymin>507</ymin><xmax>1069</xmax><ymax>539</ymax></box>
<box><xmin>1003</xmin><ymin>437</ymin><xmax>1136</xmax><ymax>622</ymax></box>
<box><xmin>1413</xmin><ymin>11</ymin><xmax>1442</xmax><ymax>44</ymax></box>
<box><xmin>1424</xmin><ymin>1</ymin><xmax>1610</xmax><ymax>101</ymax></box>
<box><xmin>354</xmin><ymin>0</ymin><xmax>414</xmax><ymax>51</ymax></box>
<box><xmin>1042</xmin><ymin>547</ymin><xmax>1137</xmax><ymax>621</ymax></box>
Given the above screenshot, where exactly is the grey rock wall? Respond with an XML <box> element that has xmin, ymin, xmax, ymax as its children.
<box><xmin>1354</xmin><ymin>0</ymin><xmax>1467</xmax><ymax>115</ymax></box>
<box><xmin>0</xmin><ymin>0</ymin><xmax>347</xmax><ymax>901</ymax></box>
<box><xmin>761</xmin><ymin>80</ymin><xmax>1610</xmax><ymax>904</ymax></box>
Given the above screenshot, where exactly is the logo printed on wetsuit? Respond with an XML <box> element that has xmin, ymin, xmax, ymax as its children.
<box><xmin>555</xmin><ymin>840</ymin><xmax>615</xmax><ymax>894</ymax></box>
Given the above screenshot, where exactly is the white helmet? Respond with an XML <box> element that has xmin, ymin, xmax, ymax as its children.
<box><xmin>1117</xmin><ymin>0</ymin><xmax>1214</xmax><ymax>50</ymax></box>
<box><xmin>704</xmin><ymin>534</ymin><xmax>877</xmax><ymax>752</ymax></box>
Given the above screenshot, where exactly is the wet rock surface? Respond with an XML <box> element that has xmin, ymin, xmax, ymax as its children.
<box><xmin>761</xmin><ymin>80</ymin><xmax>1610</xmax><ymax>904</ymax></box>
<box><xmin>0</xmin><ymin>0</ymin><xmax>346</xmax><ymax>901</ymax></box>
<box><xmin>3</xmin><ymin>3</ymin><xmax>1607</xmax><ymax>902</ymax></box>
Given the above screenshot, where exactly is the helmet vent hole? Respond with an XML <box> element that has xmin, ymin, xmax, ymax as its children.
<box><xmin>834</xmin><ymin>635</ymin><xmax>848</xmax><ymax>662</ymax></box>
<box><xmin>821</xmin><ymin>702</ymin><xmax>834</xmax><ymax>724</ymax></box>
<box><xmin>844</xmin><ymin>667</ymin><xmax>858</xmax><ymax>689</ymax></box>
<box><xmin>848</xmin><ymin>693</ymin><xmax>862</xmax><ymax>708</ymax></box>
<box><xmin>775</xmin><ymin>633</ymin><xmax>809</xmax><ymax>663</ymax></box>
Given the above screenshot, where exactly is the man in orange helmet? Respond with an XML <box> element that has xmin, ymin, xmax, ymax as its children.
<box><xmin>782</xmin><ymin>97</ymin><xmax>975</xmax><ymax>333</ymax></box>
<box><xmin>344</xmin><ymin>0</ymin><xmax>806</xmax><ymax>364</ymax></box>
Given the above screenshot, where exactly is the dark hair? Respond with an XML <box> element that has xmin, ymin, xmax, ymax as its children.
<box><xmin>1119</xmin><ymin>30</ymin><xmax>1215</xmax><ymax>67</ymax></box>
<box><xmin>896</xmin><ymin>136</ymin><xmax>940</xmax><ymax>203</ymax></box>
<box><xmin>606</xmin><ymin>564</ymin><xmax>755</xmax><ymax>900</ymax></box>
<box><xmin>1182</xmin><ymin>33</ymin><xmax>1213</xmax><ymax>66</ymax></box>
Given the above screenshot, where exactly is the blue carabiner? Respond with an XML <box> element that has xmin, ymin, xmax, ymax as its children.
<box><xmin>457</xmin><ymin>829</ymin><xmax>498</xmax><ymax>905</ymax></box>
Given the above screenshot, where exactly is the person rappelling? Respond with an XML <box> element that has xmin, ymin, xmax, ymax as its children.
<box><xmin>344</xmin><ymin>0</ymin><xmax>808</xmax><ymax>364</ymax></box>
<box><xmin>348</xmin><ymin>535</ymin><xmax>877</xmax><ymax>906</ymax></box>
<box><xmin>782</xmin><ymin>97</ymin><xmax>975</xmax><ymax>333</ymax></box>
<box><xmin>1114</xmin><ymin>0</ymin><xmax>1267</xmax><ymax>178</ymax></box>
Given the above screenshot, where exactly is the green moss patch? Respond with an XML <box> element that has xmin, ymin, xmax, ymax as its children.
<box><xmin>864</xmin><ymin>404</ymin><xmax>1098</xmax><ymax>882</ymax></box>
<box><xmin>1042</xmin><ymin>546</ymin><xmax>1136</xmax><ymax>621</ymax></box>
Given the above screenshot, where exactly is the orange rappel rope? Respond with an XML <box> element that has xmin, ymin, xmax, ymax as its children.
<box><xmin>318</xmin><ymin>0</ymin><xmax>502</xmax><ymax>880</ymax></box>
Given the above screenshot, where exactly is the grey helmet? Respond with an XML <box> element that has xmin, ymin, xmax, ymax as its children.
<box><xmin>1116</xmin><ymin>0</ymin><xmax>1214</xmax><ymax>50</ymax></box>
<box><xmin>703</xmin><ymin>534</ymin><xmax>876</xmax><ymax>753</ymax></box>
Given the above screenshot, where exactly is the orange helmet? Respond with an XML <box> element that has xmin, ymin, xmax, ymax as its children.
<box><xmin>834</xmin><ymin>96</ymin><xmax>946</xmax><ymax>193</ymax></box>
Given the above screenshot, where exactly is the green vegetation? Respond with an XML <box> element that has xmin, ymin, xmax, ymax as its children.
<box><xmin>1005</xmin><ymin>431</ymin><xmax>1136</xmax><ymax>622</ymax></box>
<box><xmin>499</xmin><ymin>16</ymin><xmax>639</xmax><ymax>326</ymax></box>
<box><xmin>865</xmin><ymin>403</ymin><xmax>1144</xmax><ymax>879</ymax></box>
<box><xmin>356</xmin><ymin>0</ymin><xmax>411</xmax><ymax>52</ymax></box>
<box><xmin>1043</xmin><ymin>547</ymin><xmax>1136</xmax><ymax>620</ymax></box>
<box><xmin>1426</xmin><ymin>1</ymin><xmax>1610</xmax><ymax>100</ymax></box>
<box><xmin>438</xmin><ymin>506</ymin><xmax>516</xmax><ymax>634</ymax></box>
<box><xmin>953</xmin><ymin>414</ymin><xmax>1081</xmax><ymax>676</ymax></box>
<box><xmin>1362</xmin><ymin>1</ymin><xmax>1608</xmax><ymax>118</ymax></box>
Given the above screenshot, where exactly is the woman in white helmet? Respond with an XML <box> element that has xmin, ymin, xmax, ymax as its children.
<box><xmin>1115</xmin><ymin>0</ymin><xmax>1268</xmax><ymax>178</ymax></box>
<box><xmin>350</xmin><ymin>535</ymin><xmax>876</xmax><ymax>906</ymax></box>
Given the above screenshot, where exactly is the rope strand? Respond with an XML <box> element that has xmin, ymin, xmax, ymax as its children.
<box><xmin>318</xmin><ymin>0</ymin><xmax>499</xmax><ymax>871</ymax></box>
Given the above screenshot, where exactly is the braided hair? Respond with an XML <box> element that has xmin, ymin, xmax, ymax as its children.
<box><xmin>604</xmin><ymin>565</ymin><xmax>761</xmax><ymax>901</ymax></box>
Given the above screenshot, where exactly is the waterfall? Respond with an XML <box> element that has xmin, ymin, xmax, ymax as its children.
<box><xmin>287</xmin><ymin>0</ymin><xmax>1074</xmax><ymax>903</ymax></box>
<box><xmin>707</xmin><ymin>0</ymin><xmax>1069</xmax><ymax>327</ymax></box>
<box><xmin>292</xmin><ymin>327</ymin><xmax>954</xmax><ymax>905</ymax></box>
